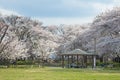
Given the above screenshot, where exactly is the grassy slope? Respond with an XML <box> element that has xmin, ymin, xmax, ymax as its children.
<box><xmin>0</xmin><ymin>67</ymin><xmax>120</xmax><ymax>80</ymax></box>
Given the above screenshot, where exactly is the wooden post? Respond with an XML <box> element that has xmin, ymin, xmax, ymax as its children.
<box><xmin>81</xmin><ymin>56</ymin><xmax>84</xmax><ymax>68</ymax></box>
<box><xmin>84</xmin><ymin>55</ymin><xmax>87</xmax><ymax>68</ymax></box>
<box><xmin>77</xmin><ymin>55</ymin><xmax>79</xmax><ymax>67</ymax></box>
<box><xmin>92</xmin><ymin>55</ymin><xmax>93</xmax><ymax>68</ymax></box>
<box><xmin>100</xmin><ymin>56</ymin><xmax>103</xmax><ymax>62</ymax></box>
<box><xmin>92</xmin><ymin>55</ymin><xmax>96</xmax><ymax>68</ymax></box>
<box><xmin>62</xmin><ymin>55</ymin><xmax>64</xmax><ymax>68</ymax></box>
<box><xmin>68</xmin><ymin>55</ymin><xmax>70</xmax><ymax>68</ymax></box>
<box><xmin>71</xmin><ymin>55</ymin><xmax>73</xmax><ymax>63</ymax></box>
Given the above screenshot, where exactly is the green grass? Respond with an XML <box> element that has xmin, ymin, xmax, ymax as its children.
<box><xmin>0</xmin><ymin>67</ymin><xmax>120</xmax><ymax>80</ymax></box>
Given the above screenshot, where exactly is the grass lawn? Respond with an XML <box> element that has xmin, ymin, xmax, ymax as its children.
<box><xmin>0</xmin><ymin>67</ymin><xmax>120</xmax><ymax>80</ymax></box>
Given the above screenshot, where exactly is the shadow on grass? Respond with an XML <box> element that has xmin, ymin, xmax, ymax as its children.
<box><xmin>47</xmin><ymin>67</ymin><xmax>120</xmax><ymax>73</ymax></box>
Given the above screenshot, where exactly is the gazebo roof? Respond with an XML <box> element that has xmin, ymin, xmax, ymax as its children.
<box><xmin>61</xmin><ymin>49</ymin><xmax>96</xmax><ymax>55</ymax></box>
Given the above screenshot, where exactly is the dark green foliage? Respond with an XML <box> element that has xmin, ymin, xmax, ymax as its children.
<box><xmin>16</xmin><ymin>60</ymin><xmax>34</xmax><ymax>65</ymax></box>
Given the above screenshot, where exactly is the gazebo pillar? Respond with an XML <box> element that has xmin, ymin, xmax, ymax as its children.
<box><xmin>68</xmin><ymin>55</ymin><xmax>70</xmax><ymax>68</ymax></box>
<box><xmin>71</xmin><ymin>55</ymin><xmax>74</xmax><ymax>63</ymax></box>
<box><xmin>62</xmin><ymin>55</ymin><xmax>64</xmax><ymax>68</ymax></box>
<box><xmin>83</xmin><ymin>55</ymin><xmax>87</xmax><ymax>68</ymax></box>
<box><xmin>77</xmin><ymin>55</ymin><xmax>79</xmax><ymax>66</ymax></box>
<box><xmin>92</xmin><ymin>55</ymin><xmax>96</xmax><ymax>68</ymax></box>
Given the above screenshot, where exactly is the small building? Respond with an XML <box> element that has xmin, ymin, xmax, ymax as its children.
<box><xmin>60</xmin><ymin>49</ymin><xmax>97</xmax><ymax>68</ymax></box>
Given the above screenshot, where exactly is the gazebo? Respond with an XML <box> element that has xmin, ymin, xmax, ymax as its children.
<box><xmin>60</xmin><ymin>49</ymin><xmax>97</xmax><ymax>68</ymax></box>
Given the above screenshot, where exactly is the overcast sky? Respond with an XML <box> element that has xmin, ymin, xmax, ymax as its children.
<box><xmin>0</xmin><ymin>0</ymin><xmax>120</xmax><ymax>26</ymax></box>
